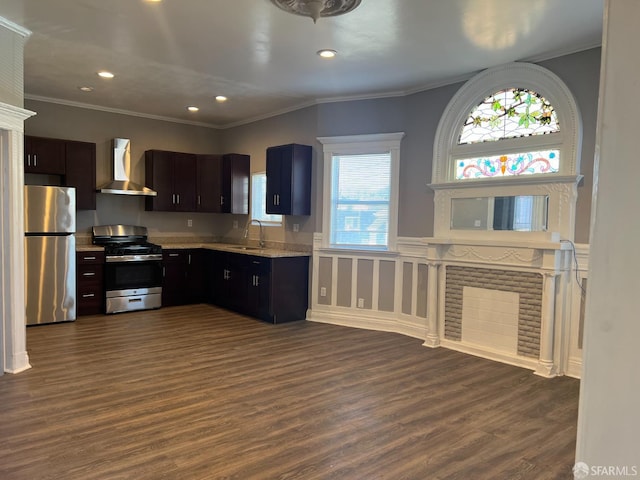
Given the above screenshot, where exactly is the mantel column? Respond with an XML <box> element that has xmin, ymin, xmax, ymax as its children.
<box><xmin>535</xmin><ymin>271</ymin><xmax>558</xmax><ymax>377</ymax></box>
<box><xmin>423</xmin><ymin>262</ymin><xmax>440</xmax><ymax>348</ymax></box>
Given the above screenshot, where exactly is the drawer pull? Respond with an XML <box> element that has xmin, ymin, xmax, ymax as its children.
<box><xmin>81</xmin><ymin>293</ymin><xmax>95</xmax><ymax>298</ymax></box>
<box><xmin>82</xmin><ymin>272</ymin><xmax>96</xmax><ymax>277</ymax></box>
<box><xmin>169</xmin><ymin>253</ymin><xmax>180</xmax><ymax>257</ymax></box>
<box><xmin>83</xmin><ymin>256</ymin><xmax>96</xmax><ymax>261</ymax></box>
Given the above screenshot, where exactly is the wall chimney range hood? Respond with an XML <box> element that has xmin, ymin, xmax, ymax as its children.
<box><xmin>98</xmin><ymin>138</ymin><xmax>157</xmax><ymax>196</ymax></box>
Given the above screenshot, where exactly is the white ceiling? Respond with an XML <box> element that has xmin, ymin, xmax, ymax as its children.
<box><xmin>0</xmin><ymin>0</ymin><xmax>604</xmax><ymax>128</ymax></box>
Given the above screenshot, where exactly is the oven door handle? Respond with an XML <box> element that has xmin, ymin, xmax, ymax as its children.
<box><xmin>106</xmin><ymin>254</ymin><xmax>163</xmax><ymax>263</ymax></box>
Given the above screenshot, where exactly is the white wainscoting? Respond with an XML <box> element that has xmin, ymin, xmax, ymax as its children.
<box><xmin>307</xmin><ymin>234</ymin><xmax>588</xmax><ymax>378</ymax></box>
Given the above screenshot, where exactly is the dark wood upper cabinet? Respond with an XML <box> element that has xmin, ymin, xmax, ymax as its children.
<box><xmin>24</xmin><ymin>135</ymin><xmax>97</xmax><ymax>210</ymax></box>
<box><xmin>145</xmin><ymin>150</ymin><xmax>197</xmax><ymax>212</ymax></box>
<box><xmin>24</xmin><ymin>136</ymin><xmax>65</xmax><ymax>175</ymax></box>
<box><xmin>221</xmin><ymin>153</ymin><xmax>250</xmax><ymax>214</ymax></box>
<box><xmin>196</xmin><ymin>154</ymin><xmax>223</xmax><ymax>212</ymax></box>
<box><xmin>64</xmin><ymin>140</ymin><xmax>96</xmax><ymax>210</ymax></box>
<box><xmin>266</xmin><ymin>143</ymin><xmax>312</xmax><ymax>216</ymax></box>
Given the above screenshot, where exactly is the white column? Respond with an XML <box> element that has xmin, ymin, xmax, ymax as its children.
<box><xmin>535</xmin><ymin>271</ymin><xmax>557</xmax><ymax>378</ymax></box>
<box><xmin>576</xmin><ymin>0</ymin><xmax>640</xmax><ymax>468</ymax></box>
<box><xmin>423</xmin><ymin>262</ymin><xmax>440</xmax><ymax>347</ymax></box>
<box><xmin>1</xmin><ymin>107</ymin><xmax>34</xmax><ymax>374</ymax></box>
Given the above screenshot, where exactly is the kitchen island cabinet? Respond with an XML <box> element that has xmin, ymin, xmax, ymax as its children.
<box><xmin>76</xmin><ymin>250</ymin><xmax>105</xmax><ymax>315</ymax></box>
<box><xmin>266</xmin><ymin>143</ymin><xmax>312</xmax><ymax>216</ymax></box>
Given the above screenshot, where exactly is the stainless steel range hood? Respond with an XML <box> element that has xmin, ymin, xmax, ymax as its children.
<box><xmin>98</xmin><ymin>138</ymin><xmax>157</xmax><ymax>196</ymax></box>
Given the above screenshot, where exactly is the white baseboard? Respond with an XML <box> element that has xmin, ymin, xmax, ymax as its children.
<box><xmin>307</xmin><ymin>307</ymin><xmax>426</xmax><ymax>340</ymax></box>
<box><xmin>437</xmin><ymin>339</ymin><xmax>539</xmax><ymax>372</ymax></box>
<box><xmin>4</xmin><ymin>351</ymin><xmax>31</xmax><ymax>374</ymax></box>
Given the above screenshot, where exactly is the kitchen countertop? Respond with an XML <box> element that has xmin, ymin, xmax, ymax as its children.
<box><xmin>75</xmin><ymin>240</ymin><xmax>310</xmax><ymax>258</ymax></box>
<box><xmin>76</xmin><ymin>245</ymin><xmax>105</xmax><ymax>252</ymax></box>
<box><xmin>161</xmin><ymin>242</ymin><xmax>311</xmax><ymax>258</ymax></box>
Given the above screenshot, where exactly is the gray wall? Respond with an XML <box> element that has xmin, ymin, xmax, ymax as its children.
<box><xmin>0</xmin><ymin>24</ymin><xmax>26</xmax><ymax>108</ymax></box>
<box><xmin>24</xmin><ymin>99</ymin><xmax>223</xmax><ymax>237</ymax></box>
<box><xmin>23</xmin><ymin>47</ymin><xmax>601</xmax><ymax>243</ymax></box>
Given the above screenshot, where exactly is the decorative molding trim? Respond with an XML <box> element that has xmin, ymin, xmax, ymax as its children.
<box><xmin>445</xmin><ymin>245</ymin><xmax>544</xmax><ymax>264</ymax></box>
<box><xmin>0</xmin><ymin>103</ymin><xmax>36</xmax><ymax>130</ymax></box>
<box><xmin>428</xmin><ymin>174</ymin><xmax>583</xmax><ymax>190</ymax></box>
<box><xmin>25</xmin><ymin>94</ymin><xmax>221</xmax><ymax>130</ymax></box>
<box><xmin>307</xmin><ymin>308</ymin><xmax>426</xmax><ymax>341</ymax></box>
<box><xmin>0</xmin><ymin>17</ymin><xmax>31</xmax><ymax>37</ymax></box>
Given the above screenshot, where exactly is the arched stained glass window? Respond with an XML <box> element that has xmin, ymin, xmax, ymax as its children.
<box><xmin>459</xmin><ymin>88</ymin><xmax>560</xmax><ymax>145</ymax></box>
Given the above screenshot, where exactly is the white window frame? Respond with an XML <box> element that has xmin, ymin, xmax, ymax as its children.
<box><xmin>317</xmin><ymin>132</ymin><xmax>404</xmax><ymax>251</ymax></box>
<box><xmin>430</xmin><ymin>63</ymin><xmax>583</xmax><ymax>242</ymax></box>
<box><xmin>251</xmin><ymin>172</ymin><xmax>282</xmax><ymax>226</ymax></box>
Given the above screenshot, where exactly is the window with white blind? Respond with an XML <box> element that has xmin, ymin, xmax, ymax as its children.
<box><xmin>251</xmin><ymin>173</ymin><xmax>282</xmax><ymax>225</ymax></box>
<box><xmin>318</xmin><ymin>133</ymin><xmax>404</xmax><ymax>250</ymax></box>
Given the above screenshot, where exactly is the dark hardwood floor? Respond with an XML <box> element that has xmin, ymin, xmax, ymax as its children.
<box><xmin>0</xmin><ymin>304</ymin><xmax>580</xmax><ymax>479</ymax></box>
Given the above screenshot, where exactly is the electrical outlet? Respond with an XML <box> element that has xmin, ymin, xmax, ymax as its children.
<box><xmin>474</xmin><ymin>219</ymin><xmax>481</xmax><ymax>227</ymax></box>
<box><xmin>233</xmin><ymin>220</ymin><xmax>238</xmax><ymax>229</ymax></box>
<box><xmin>357</xmin><ymin>298</ymin><xmax>364</xmax><ymax>308</ymax></box>
<box><xmin>187</xmin><ymin>219</ymin><xmax>193</xmax><ymax>227</ymax></box>
<box><xmin>320</xmin><ymin>287</ymin><xmax>327</xmax><ymax>297</ymax></box>
<box><xmin>293</xmin><ymin>223</ymin><xmax>299</xmax><ymax>232</ymax></box>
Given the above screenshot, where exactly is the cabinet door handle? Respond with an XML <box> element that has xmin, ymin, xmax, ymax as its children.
<box><xmin>83</xmin><ymin>256</ymin><xmax>96</xmax><ymax>261</ymax></box>
<box><xmin>163</xmin><ymin>266</ymin><xmax>166</xmax><ymax>277</ymax></box>
<box><xmin>81</xmin><ymin>293</ymin><xmax>95</xmax><ymax>298</ymax></box>
<box><xmin>169</xmin><ymin>253</ymin><xmax>180</xmax><ymax>257</ymax></box>
<box><xmin>172</xmin><ymin>194</ymin><xmax>176</xmax><ymax>204</ymax></box>
<box><xmin>33</xmin><ymin>154</ymin><xmax>37</xmax><ymax>167</ymax></box>
<box><xmin>82</xmin><ymin>272</ymin><xmax>96</xmax><ymax>277</ymax></box>
<box><xmin>176</xmin><ymin>194</ymin><xmax>180</xmax><ymax>204</ymax></box>
<box><xmin>26</xmin><ymin>154</ymin><xmax>31</xmax><ymax>167</ymax></box>
<box><xmin>254</xmin><ymin>275</ymin><xmax>259</xmax><ymax>287</ymax></box>
<box><xmin>188</xmin><ymin>254</ymin><xmax>191</xmax><ymax>265</ymax></box>
<box><xmin>197</xmin><ymin>195</ymin><xmax>201</xmax><ymax>205</ymax></box>
<box><xmin>220</xmin><ymin>195</ymin><xmax>224</xmax><ymax>206</ymax></box>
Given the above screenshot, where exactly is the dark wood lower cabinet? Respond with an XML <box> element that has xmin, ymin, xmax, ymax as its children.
<box><xmin>162</xmin><ymin>249</ymin><xmax>189</xmax><ymax>307</ymax></box>
<box><xmin>153</xmin><ymin>247</ymin><xmax>309</xmax><ymax>323</ymax></box>
<box><xmin>205</xmin><ymin>250</ymin><xmax>309</xmax><ymax>323</ymax></box>
<box><xmin>163</xmin><ymin>249</ymin><xmax>211</xmax><ymax>307</ymax></box>
<box><xmin>76</xmin><ymin>251</ymin><xmax>105</xmax><ymax>315</ymax></box>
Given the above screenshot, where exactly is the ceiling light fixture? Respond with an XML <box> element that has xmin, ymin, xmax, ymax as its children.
<box><xmin>97</xmin><ymin>71</ymin><xmax>115</xmax><ymax>79</ymax></box>
<box><xmin>317</xmin><ymin>49</ymin><xmax>337</xmax><ymax>58</ymax></box>
<box><xmin>270</xmin><ymin>0</ymin><xmax>361</xmax><ymax>24</ymax></box>
<box><xmin>215</xmin><ymin>95</ymin><xmax>228</xmax><ymax>102</ymax></box>
<box><xmin>187</xmin><ymin>106</ymin><xmax>199</xmax><ymax>112</ymax></box>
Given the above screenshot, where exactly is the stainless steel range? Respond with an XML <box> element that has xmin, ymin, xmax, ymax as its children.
<box><xmin>92</xmin><ymin>225</ymin><xmax>163</xmax><ymax>314</ymax></box>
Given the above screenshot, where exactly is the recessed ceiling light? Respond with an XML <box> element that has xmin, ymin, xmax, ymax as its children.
<box><xmin>187</xmin><ymin>106</ymin><xmax>199</xmax><ymax>112</ymax></box>
<box><xmin>317</xmin><ymin>49</ymin><xmax>337</xmax><ymax>58</ymax></box>
<box><xmin>97</xmin><ymin>71</ymin><xmax>115</xmax><ymax>79</ymax></box>
<box><xmin>78</xmin><ymin>86</ymin><xmax>94</xmax><ymax>92</ymax></box>
<box><xmin>215</xmin><ymin>96</ymin><xmax>228</xmax><ymax>103</ymax></box>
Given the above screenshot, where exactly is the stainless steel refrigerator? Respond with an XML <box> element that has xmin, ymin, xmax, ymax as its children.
<box><xmin>24</xmin><ymin>185</ymin><xmax>76</xmax><ymax>325</ymax></box>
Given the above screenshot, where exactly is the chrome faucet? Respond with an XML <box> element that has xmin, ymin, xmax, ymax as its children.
<box><xmin>243</xmin><ymin>219</ymin><xmax>265</xmax><ymax>248</ymax></box>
